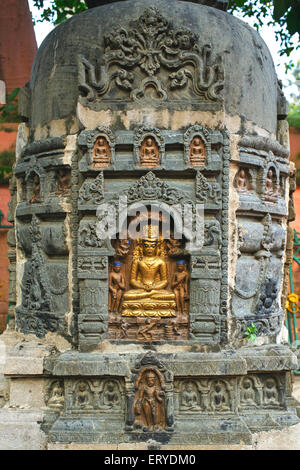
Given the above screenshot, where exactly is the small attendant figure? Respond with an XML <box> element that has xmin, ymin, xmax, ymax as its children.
<box><xmin>171</xmin><ymin>260</ymin><xmax>189</xmax><ymax>316</ymax></box>
<box><xmin>109</xmin><ymin>261</ymin><xmax>125</xmax><ymax>313</ymax></box>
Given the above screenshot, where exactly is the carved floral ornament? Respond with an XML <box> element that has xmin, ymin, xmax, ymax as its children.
<box><xmin>78</xmin><ymin>7</ymin><xmax>224</xmax><ymax>105</ymax></box>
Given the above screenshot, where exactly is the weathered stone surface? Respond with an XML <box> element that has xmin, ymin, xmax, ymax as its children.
<box><xmin>29</xmin><ymin>0</ymin><xmax>277</xmax><ymax>133</ymax></box>
<box><xmin>6</xmin><ymin>0</ymin><xmax>296</xmax><ymax>450</ymax></box>
<box><xmin>0</xmin><ymin>410</ymin><xmax>47</xmax><ymax>450</ymax></box>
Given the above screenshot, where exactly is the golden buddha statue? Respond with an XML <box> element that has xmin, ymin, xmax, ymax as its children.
<box><xmin>122</xmin><ymin>225</ymin><xmax>176</xmax><ymax>317</ymax></box>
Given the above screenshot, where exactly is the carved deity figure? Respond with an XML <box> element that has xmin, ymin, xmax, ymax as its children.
<box><xmin>256</xmin><ymin>277</ymin><xmax>277</xmax><ymax>316</ymax></box>
<box><xmin>48</xmin><ymin>381</ymin><xmax>64</xmax><ymax>408</ymax></box>
<box><xmin>240</xmin><ymin>378</ymin><xmax>257</xmax><ymax>407</ymax></box>
<box><xmin>263</xmin><ymin>378</ymin><xmax>279</xmax><ymax>406</ymax></box>
<box><xmin>55</xmin><ymin>168</ymin><xmax>71</xmax><ymax>196</ymax></box>
<box><xmin>103</xmin><ymin>381</ymin><xmax>120</xmax><ymax>409</ymax></box>
<box><xmin>74</xmin><ymin>381</ymin><xmax>93</xmax><ymax>409</ymax></box>
<box><xmin>210</xmin><ymin>381</ymin><xmax>230</xmax><ymax>411</ymax></box>
<box><xmin>181</xmin><ymin>382</ymin><xmax>201</xmax><ymax>411</ymax></box>
<box><xmin>189</xmin><ymin>136</ymin><xmax>206</xmax><ymax>166</ymax></box>
<box><xmin>92</xmin><ymin>136</ymin><xmax>111</xmax><ymax>168</ymax></box>
<box><xmin>29</xmin><ymin>174</ymin><xmax>41</xmax><ymax>204</ymax></box>
<box><xmin>134</xmin><ymin>370</ymin><xmax>165</xmax><ymax>431</ymax></box>
<box><xmin>265</xmin><ymin>169</ymin><xmax>277</xmax><ymax>202</ymax></box>
<box><xmin>236</xmin><ymin>169</ymin><xmax>249</xmax><ymax>193</ymax></box>
<box><xmin>139</xmin><ymin>137</ymin><xmax>160</xmax><ymax>167</ymax></box>
<box><xmin>171</xmin><ymin>260</ymin><xmax>189</xmax><ymax>316</ymax></box>
<box><xmin>165</xmin><ymin>237</ymin><xmax>183</xmax><ymax>256</ymax></box>
<box><xmin>118</xmin><ymin>318</ymin><xmax>129</xmax><ymax>339</ymax></box>
<box><xmin>109</xmin><ymin>261</ymin><xmax>125</xmax><ymax>313</ymax></box>
<box><xmin>122</xmin><ymin>226</ymin><xmax>176</xmax><ymax>317</ymax></box>
<box><xmin>115</xmin><ymin>239</ymin><xmax>131</xmax><ymax>257</ymax></box>
<box><xmin>137</xmin><ymin>318</ymin><xmax>156</xmax><ymax>342</ymax></box>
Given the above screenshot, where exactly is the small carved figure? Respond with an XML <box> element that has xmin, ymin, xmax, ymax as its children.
<box><xmin>55</xmin><ymin>168</ymin><xmax>71</xmax><ymax>196</ymax></box>
<box><xmin>165</xmin><ymin>237</ymin><xmax>183</xmax><ymax>256</ymax></box>
<box><xmin>74</xmin><ymin>381</ymin><xmax>93</xmax><ymax>409</ymax></box>
<box><xmin>189</xmin><ymin>136</ymin><xmax>206</xmax><ymax>166</ymax></box>
<box><xmin>210</xmin><ymin>381</ymin><xmax>230</xmax><ymax>411</ymax></box>
<box><xmin>263</xmin><ymin>378</ymin><xmax>279</xmax><ymax>406</ymax></box>
<box><xmin>47</xmin><ymin>381</ymin><xmax>64</xmax><ymax>409</ymax></box>
<box><xmin>256</xmin><ymin>277</ymin><xmax>277</xmax><ymax>316</ymax></box>
<box><xmin>181</xmin><ymin>382</ymin><xmax>201</xmax><ymax>411</ymax></box>
<box><xmin>103</xmin><ymin>381</ymin><xmax>120</xmax><ymax>409</ymax></box>
<box><xmin>134</xmin><ymin>370</ymin><xmax>165</xmax><ymax>431</ymax></box>
<box><xmin>240</xmin><ymin>378</ymin><xmax>257</xmax><ymax>407</ymax></box>
<box><xmin>265</xmin><ymin>169</ymin><xmax>277</xmax><ymax>202</ymax></box>
<box><xmin>137</xmin><ymin>318</ymin><xmax>155</xmax><ymax>343</ymax></box>
<box><xmin>118</xmin><ymin>318</ymin><xmax>129</xmax><ymax>339</ymax></box>
<box><xmin>115</xmin><ymin>239</ymin><xmax>131</xmax><ymax>257</ymax></box>
<box><xmin>165</xmin><ymin>319</ymin><xmax>180</xmax><ymax>340</ymax></box>
<box><xmin>92</xmin><ymin>136</ymin><xmax>111</xmax><ymax>168</ymax></box>
<box><xmin>171</xmin><ymin>260</ymin><xmax>189</xmax><ymax>316</ymax></box>
<box><xmin>236</xmin><ymin>169</ymin><xmax>249</xmax><ymax>193</ymax></box>
<box><xmin>109</xmin><ymin>261</ymin><xmax>126</xmax><ymax>313</ymax></box>
<box><xmin>139</xmin><ymin>137</ymin><xmax>160</xmax><ymax>167</ymax></box>
<box><xmin>29</xmin><ymin>174</ymin><xmax>41</xmax><ymax>204</ymax></box>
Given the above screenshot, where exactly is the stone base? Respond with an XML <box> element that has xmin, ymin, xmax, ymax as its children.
<box><xmin>0</xmin><ymin>332</ymin><xmax>299</xmax><ymax>449</ymax></box>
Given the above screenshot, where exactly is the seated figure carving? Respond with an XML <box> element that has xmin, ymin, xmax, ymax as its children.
<box><xmin>122</xmin><ymin>225</ymin><xmax>176</xmax><ymax>317</ymax></box>
<box><xmin>139</xmin><ymin>136</ymin><xmax>160</xmax><ymax>167</ymax></box>
<box><xmin>265</xmin><ymin>169</ymin><xmax>277</xmax><ymax>202</ymax></box>
<box><xmin>189</xmin><ymin>136</ymin><xmax>206</xmax><ymax>166</ymax></box>
<box><xmin>92</xmin><ymin>136</ymin><xmax>111</xmax><ymax>168</ymax></box>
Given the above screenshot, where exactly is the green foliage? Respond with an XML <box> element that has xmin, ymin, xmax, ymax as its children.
<box><xmin>0</xmin><ymin>149</ymin><xmax>15</xmax><ymax>167</ymax></box>
<box><xmin>32</xmin><ymin>0</ymin><xmax>87</xmax><ymax>25</ymax></box>
<box><xmin>244</xmin><ymin>322</ymin><xmax>258</xmax><ymax>342</ymax></box>
<box><xmin>228</xmin><ymin>0</ymin><xmax>300</xmax><ymax>65</ymax></box>
<box><xmin>0</xmin><ymin>88</ymin><xmax>20</xmax><ymax>123</ymax></box>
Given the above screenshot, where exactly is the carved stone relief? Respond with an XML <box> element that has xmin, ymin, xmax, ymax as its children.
<box><xmin>78</xmin><ymin>172</ymin><xmax>104</xmax><ymax>206</ymax></box>
<box><xmin>78</xmin><ymin>126</ymin><xmax>115</xmax><ymax>170</ymax></box>
<box><xmin>134</xmin><ymin>127</ymin><xmax>164</xmax><ymax>168</ymax></box>
<box><xmin>78</xmin><ymin>7</ymin><xmax>224</xmax><ymax>106</ymax></box>
<box><xmin>46</xmin><ymin>380</ymin><xmax>65</xmax><ymax>409</ymax></box>
<box><xmin>175</xmin><ymin>377</ymin><xmax>235</xmax><ymax>414</ymax></box>
<box><xmin>133</xmin><ymin>368</ymin><xmax>166</xmax><ymax>431</ymax></box>
<box><xmin>55</xmin><ymin>167</ymin><xmax>71</xmax><ymax>196</ymax></box>
<box><xmin>16</xmin><ymin>215</ymin><xmax>69</xmax><ymax>337</ymax></box>
<box><xmin>184</xmin><ymin>125</ymin><xmax>211</xmax><ymax>166</ymax></box>
<box><xmin>65</xmin><ymin>378</ymin><xmax>124</xmax><ymax>413</ymax></box>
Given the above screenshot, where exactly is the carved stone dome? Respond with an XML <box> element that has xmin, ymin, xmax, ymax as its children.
<box><xmin>27</xmin><ymin>0</ymin><xmax>278</xmax><ymax>134</ymax></box>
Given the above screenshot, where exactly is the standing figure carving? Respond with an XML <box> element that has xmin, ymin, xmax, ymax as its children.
<box><xmin>109</xmin><ymin>261</ymin><xmax>125</xmax><ymax>313</ymax></box>
<box><xmin>133</xmin><ymin>369</ymin><xmax>166</xmax><ymax>431</ymax></box>
<box><xmin>171</xmin><ymin>260</ymin><xmax>189</xmax><ymax>316</ymax></box>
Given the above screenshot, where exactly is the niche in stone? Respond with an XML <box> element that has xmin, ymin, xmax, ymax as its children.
<box><xmin>108</xmin><ymin>207</ymin><xmax>190</xmax><ymax>341</ymax></box>
<box><xmin>139</xmin><ymin>136</ymin><xmax>160</xmax><ymax>168</ymax></box>
<box><xmin>92</xmin><ymin>135</ymin><xmax>111</xmax><ymax>169</ymax></box>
